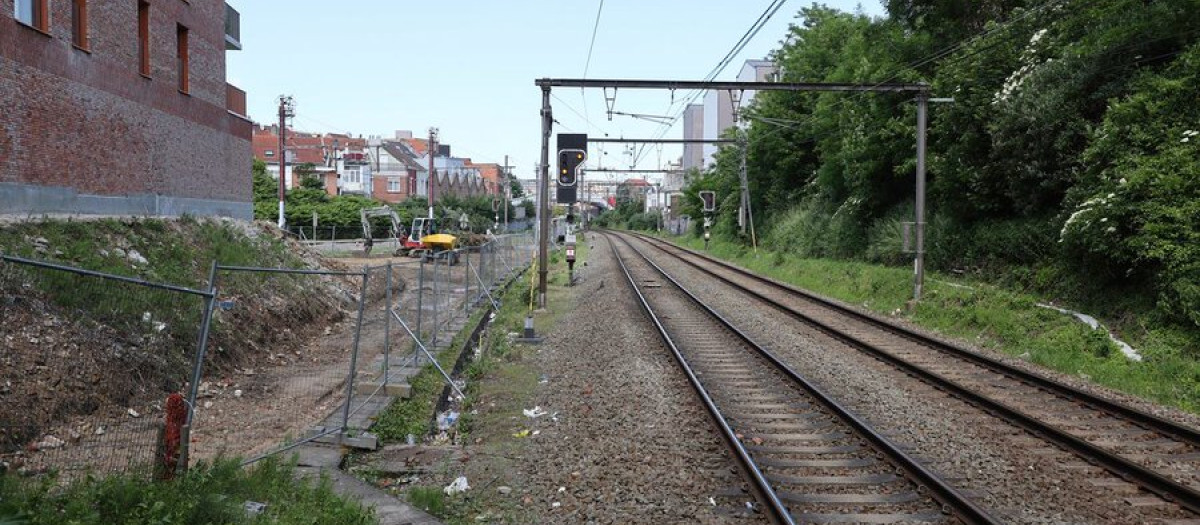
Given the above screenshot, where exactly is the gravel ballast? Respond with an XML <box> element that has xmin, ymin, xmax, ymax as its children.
<box><xmin>623</xmin><ymin>232</ymin><xmax>1197</xmax><ymax>524</ymax></box>
<box><xmin>445</xmin><ymin>233</ymin><xmax>764</xmax><ymax>524</ymax></box>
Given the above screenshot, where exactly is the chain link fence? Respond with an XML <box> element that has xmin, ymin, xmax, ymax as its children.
<box><xmin>188</xmin><ymin>265</ymin><xmax>368</xmax><ymax>466</ymax></box>
<box><xmin>0</xmin><ymin>232</ymin><xmax>536</xmax><ymax>482</ymax></box>
<box><xmin>0</xmin><ymin>255</ymin><xmax>212</xmax><ymax>481</ymax></box>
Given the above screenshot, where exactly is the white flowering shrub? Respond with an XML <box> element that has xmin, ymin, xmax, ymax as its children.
<box><xmin>1064</xmin><ymin>43</ymin><xmax>1200</xmax><ymax>327</ymax></box>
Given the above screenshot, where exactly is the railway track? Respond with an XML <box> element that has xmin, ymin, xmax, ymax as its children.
<box><xmin>622</xmin><ymin>230</ymin><xmax>1200</xmax><ymax>517</ymax></box>
<box><xmin>603</xmin><ymin>232</ymin><xmax>1001</xmax><ymax>524</ymax></box>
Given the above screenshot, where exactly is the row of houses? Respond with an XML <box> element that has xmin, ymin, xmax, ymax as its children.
<box><xmin>1</xmin><ymin>1</ymin><xmax>504</xmax><ymax>222</ymax></box>
<box><xmin>252</xmin><ymin>127</ymin><xmax>505</xmax><ymax>204</ymax></box>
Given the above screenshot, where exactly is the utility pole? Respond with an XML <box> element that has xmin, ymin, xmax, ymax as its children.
<box><xmin>427</xmin><ymin>128</ymin><xmax>438</xmax><ymax>221</ymax></box>
<box><xmin>537</xmin><ymin>86</ymin><xmax>552</xmax><ymax>309</ymax></box>
<box><xmin>276</xmin><ymin>96</ymin><xmax>295</xmax><ymax>230</ymax></box>
<box><xmin>739</xmin><ymin>129</ymin><xmax>758</xmax><ymax>254</ymax></box>
<box><xmin>503</xmin><ymin>155</ymin><xmax>511</xmax><ymax>232</ymax></box>
<box><xmin>913</xmin><ymin>92</ymin><xmax>928</xmax><ymax>302</ymax></box>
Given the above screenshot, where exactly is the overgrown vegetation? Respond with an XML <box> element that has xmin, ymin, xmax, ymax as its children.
<box><xmin>680</xmin><ymin>0</ymin><xmax>1200</xmax><ymax>361</ymax></box>
<box><xmin>593</xmin><ymin>200</ymin><xmax>658</xmax><ymax>231</ymax></box>
<box><xmin>0</xmin><ymin>217</ymin><xmax>344</xmax><ymax>455</ymax></box>
<box><xmin>0</xmin><ymin>457</ymin><xmax>374</xmax><ymax>525</ymax></box>
<box><xmin>672</xmin><ymin>234</ymin><xmax>1200</xmax><ymax>412</ymax></box>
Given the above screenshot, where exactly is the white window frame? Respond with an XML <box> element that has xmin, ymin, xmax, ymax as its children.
<box><xmin>14</xmin><ymin>0</ymin><xmax>36</xmax><ymax>26</ymax></box>
<box><xmin>387</xmin><ymin>178</ymin><xmax>402</xmax><ymax>193</ymax></box>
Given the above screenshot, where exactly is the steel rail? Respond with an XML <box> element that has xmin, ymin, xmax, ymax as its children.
<box><xmin>605</xmin><ymin>233</ymin><xmax>795</xmax><ymax>525</ymax></box>
<box><xmin>627</xmin><ymin>231</ymin><xmax>1200</xmax><ymax>515</ymax></box>
<box><xmin>631</xmin><ymin>232</ymin><xmax>1200</xmax><ymax>448</ymax></box>
<box><xmin>606</xmin><ymin>232</ymin><xmax>1001</xmax><ymax>525</ymax></box>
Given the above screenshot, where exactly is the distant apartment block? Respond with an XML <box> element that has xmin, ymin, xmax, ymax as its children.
<box><xmin>700</xmin><ymin>59</ymin><xmax>777</xmax><ymax>167</ymax></box>
<box><xmin>682</xmin><ymin>104</ymin><xmax>704</xmax><ymax>172</ymax></box>
<box><xmin>1</xmin><ymin>0</ymin><xmax>252</xmax><ymax>219</ymax></box>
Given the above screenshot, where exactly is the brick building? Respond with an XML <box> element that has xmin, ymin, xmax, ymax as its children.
<box><xmin>1</xmin><ymin>0</ymin><xmax>252</xmax><ymax>218</ymax></box>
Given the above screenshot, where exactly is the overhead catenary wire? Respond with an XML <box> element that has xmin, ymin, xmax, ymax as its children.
<box><xmin>580</xmin><ymin>0</ymin><xmax>607</xmax><ymax>127</ymax></box>
<box><xmin>632</xmin><ymin>0</ymin><xmax>789</xmax><ymax>166</ymax></box>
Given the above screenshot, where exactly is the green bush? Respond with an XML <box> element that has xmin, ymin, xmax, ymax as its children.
<box><xmin>0</xmin><ymin>458</ymin><xmax>374</xmax><ymax>525</ymax></box>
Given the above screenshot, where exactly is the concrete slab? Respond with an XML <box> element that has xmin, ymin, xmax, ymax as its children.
<box><xmin>356</xmin><ymin>382</ymin><xmax>413</xmax><ymax>398</ymax></box>
<box><xmin>294</xmin><ymin>444</ymin><xmax>343</xmax><ymax>469</ymax></box>
<box><xmin>295</xmin><ymin>467</ymin><xmax>442</xmax><ymax>525</ymax></box>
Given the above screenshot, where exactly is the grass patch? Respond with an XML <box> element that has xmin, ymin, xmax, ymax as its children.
<box><xmin>406</xmin><ymin>486</ymin><xmax>447</xmax><ymax>516</ymax></box>
<box><xmin>670</xmin><ymin>233</ymin><xmax>1200</xmax><ymax>413</ymax></box>
<box><xmin>383</xmin><ymin>241</ymin><xmax>584</xmax><ymax>524</ymax></box>
<box><xmin>0</xmin><ymin>457</ymin><xmax>374</xmax><ymax>525</ymax></box>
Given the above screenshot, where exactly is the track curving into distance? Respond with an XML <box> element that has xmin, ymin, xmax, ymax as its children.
<box><xmin>602</xmin><ymin>231</ymin><xmax>1001</xmax><ymax>525</ymax></box>
<box><xmin>623</xmin><ymin>230</ymin><xmax>1200</xmax><ymax>517</ymax></box>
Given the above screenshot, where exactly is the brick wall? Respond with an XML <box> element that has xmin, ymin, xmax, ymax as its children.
<box><xmin>0</xmin><ymin>0</ymin><xmax>251</xmax><ymax>213</ymax></box>
<box><xmin>372</xmin><ymin>173</ymin><xmax>410</xmax><ymax>204</ymax></box>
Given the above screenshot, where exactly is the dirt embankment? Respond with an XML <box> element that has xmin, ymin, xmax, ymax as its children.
<box><xmin>0</xmin><ymin>218</ymin><xmax>351</xmax><ymax>472</ymax></box>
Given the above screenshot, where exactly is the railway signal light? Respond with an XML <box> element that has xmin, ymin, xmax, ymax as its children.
<box><xmin>699</xmin><ymin>190</ymin><xmax>716</xmax><ymax>212</ymax></box>
<box><xmin>556</xmin><ymin>134</ymin><xmax>587</xmax><ymax>204</ymax></box>
<box><xmin>558</xmin><ymin>149</ymin><xmax>585</xmax><ymax>187</ymax></box>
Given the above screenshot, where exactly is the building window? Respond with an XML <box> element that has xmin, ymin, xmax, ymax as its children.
<box><xmin>387</xmin><ymin>178</ymin><xmax>402</xmax><ymax>193</ymax></box>
<box><xmin>138</xmin><ymin>2</ymin><xmax>150</xmax><ymax>76</ymax></box>
<box><xmin>71</xmin><ymin>0</ymin><xmax>88</xmax><ymax>49</ymax></box>
<box><xmin>264</xmin><ymin>150</ymin><xmax>274</xmax><ymax>157</ymax></box>
<box><xmin>176</xmin><ymin>24</ymin><xmax>189</xmax><ymax>93</ymax></box>
<box><xmin>345</xmin><ymin>169</ymin><xmax>361</xmax><ymax>184</ymax></box>
<box><xmin>14</xmin><ymin>0</ymin><xmax>48</xmax><ymax>31</ymax></box>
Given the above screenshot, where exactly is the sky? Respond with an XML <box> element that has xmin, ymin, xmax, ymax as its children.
<box><xmin>226</xmin><ymin>0</ymin><xmax>885</xmax><ymax>183</ymax></box>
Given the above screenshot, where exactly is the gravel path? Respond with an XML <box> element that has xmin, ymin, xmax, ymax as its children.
<box><xmin>622</xmin><ymin>232</ymin><xmax>1197</xmax><ymax>524</ymax></box>
<box><xmin>486</xmin><ymin>233</ymin><xmax>765</xmax><ymax>524</ymax></box>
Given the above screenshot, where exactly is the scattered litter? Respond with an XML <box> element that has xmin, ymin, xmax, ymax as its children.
<box><xmin>523</xmin><ymin>406</ymin><xmax>548</xmax><ymax>418</ymax></box>
<box><xmin>437</xmin><ymin>411</ymin><xmax>460</xmax><ymax>431</ymax></box>
<box><xmin>406</xmin><ymin>433</ymin><xmax>416</xmax><ymax>445</ymax></box>
<box><xmin>538</xmin><ymin>374</ymin><xmax>549</xmax><ymax>384</ymax></box>
<box><xmin>474</xmin><ymin>511</ymin><xmax>502</xmax><ymax>522</ymax></box>
<box><xmin>1036</xmin><ymin>303</ymin><xmax>1142</xmax><ymax>361</ymax></box>
<box><xmin>127</xmin><ymin>408</ymin><xmax>141</xmax><ymax>418</ymax></box>
<box><xmin>709</xmin><ymin>497</ymin><xmax>717</xmax><ymax>506</ymax></box>
<box><xmin>444</xmin><ymin>476</ymin><xmax>470</xmax><ymax>495</ymax></box>
<box><xmin>203</xmin><ymin>401</ymin><xmax>213</xmax><ymax>409</ymax></box>
<box><xmin>557</xmin><ymin>486</ymin><xmax>566</xmax><ymax>493</ymax></box>
<box><xmin>745</xmin><ymin>501</ymin><xmax>755</xmax><ymax>510</ymax></box>
<box><xmin>36</xmin><ymin>435</ymin><xmax>64</xmax><ymax>450</ymax></box>
<box><xmin>497</xmin><ymin>486</ymin><xmax>512</xmax><ymax>495</ymax></box>
<box><xmin>512</xmin><ymin>429</ymin><xmax>531</xmax><ymax>439</ymax></box>
<box><xmin>243</xmin><ymin>501</ymin><xmax>267</xmax><ymax>515</ymax></box>
<box><xmin>127</xmin><ymin>250</ymin><xmax>149</xmax><ymax>265</ymax></box>
<box><xmin>532</xmin><ymin>430</ymin><xmax>541</xmax><ymax>436</ymax></box>
<box><xmin>94</xmin><ymin>426</ymin><xmax>105</xmax><ymax>436</ymax></box>
<box><xmin>551</xmin><ymin>502</ymin><xmax>561</xmax><ymax>509</ymax></box>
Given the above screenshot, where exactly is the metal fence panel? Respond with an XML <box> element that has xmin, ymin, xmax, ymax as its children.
<box><xmin>186</xmin><ymin>266</ymin><xmax>367</xmax><ymax>466</ymax></box>
<box><xmin>0</xmin><ymin>255</ymin><xmax>210</xmax><ymax>481</ymax></box>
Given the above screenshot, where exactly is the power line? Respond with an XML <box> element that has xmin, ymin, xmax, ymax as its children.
<box><xmin>635</xmin><ymin>0</ymin><xmax>789</xmax><ymax>164</ymax></box>
<box><xmin>581</xmin><ymin>0</ymin><xmax>606</xmax><ymax>128</ymax></box>
<box><xmin>582</xmin><ymin>0</ymin><xmax>605</xmax><ymax>81</ymax></box>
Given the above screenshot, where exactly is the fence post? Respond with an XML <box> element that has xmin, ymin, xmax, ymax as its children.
<box><xmin>416</xmin><ymin>256</ymin><xmax>424</xmax><ymax>350</ymax></box>
<box><xmin>180</xmin><ymin>261</ymin><xmax>219</xmax><ymax>473</ymax></box>
<box><xmin>383</xmin><ymin>262</ymin><xmax>392</xmax><ymax>386</ymax></box>
<box><xmin>341</xmin><ymin>272</ymin><xmax>370</xmax><ymax>434</ymax></box>
<box><xmin>432</xmin><ymin>255</ymin><xmax>440</xmax><ymax>350</ymax></box>
<box><xmin>462</xmin><ymin>248</ymin><xmax>469</xmax><ymax>313</ymax></box>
